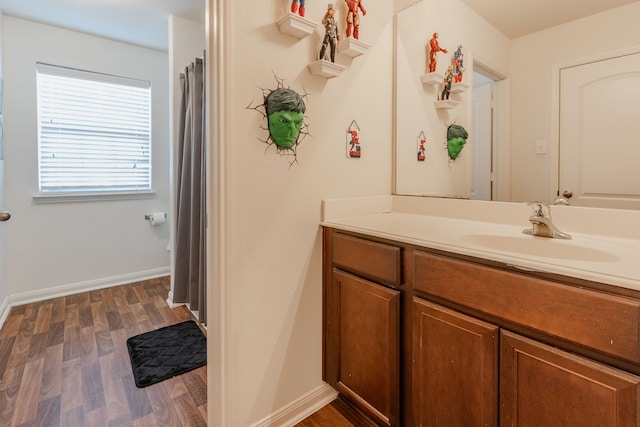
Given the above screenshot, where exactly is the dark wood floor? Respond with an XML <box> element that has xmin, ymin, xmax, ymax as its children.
<box><xmin>0</xmin><ymin>275</ymin><xmax>366</xmax><ymax>427</ymax></box>
<box><xmin>0</xmin><ymin>276</ymin><xmax>207</xmax><ymax>427</ymax></box>
<box><xmin>294</xmin><ymin>398</ymin><xmax>371</xmax><ymax>427</ymax></box>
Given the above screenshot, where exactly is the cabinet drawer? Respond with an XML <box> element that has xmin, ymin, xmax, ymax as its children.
<box><xmin>414</xmin><ymin>251</ymin><xmax>640</xmax><ymax>363</ymax></box>
<box><xmin>333</xmin><ymin>233</ymin><xmax>401</xmax><ymax>286</ymax></box>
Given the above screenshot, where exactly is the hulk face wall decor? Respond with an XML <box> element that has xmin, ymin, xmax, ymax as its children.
<box><xmin>266</xmin><ymin>88</ymin><xmax>306</xmax><ymax>149</ymax></box>
<box><xmin>446</xmin><ymin>123</ymin><xmax>468</xmax><ymax>161</ymax></box>
<box><xmin>247</xmin><ymin>76</ymin><xmax>310</xmax><ymax>166</ymax></box>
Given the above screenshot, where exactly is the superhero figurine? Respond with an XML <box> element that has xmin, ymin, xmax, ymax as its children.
<box><xmin>344</xmin><ymin>0</ymin><xmax>366</xmax><ymax>39</ymax></box>
<box><xmin>428</xmin><ymin>32</ymin><xmax>447</xmax><ymax>73</ymax></box>
<box><xmin>319</xmin><ymin>4</ymin><xmax>340</xmax><ymax>62</ymax></box>
<box><xmin>453</xmin><ymin>45</ymin><xmax>464</xmax><ymax>82</ymax></box>
<box><xmin>441</xmin><ymin>65</ymin><xmax>454</xmax><ymax>100</ymax></box>
<box><xmin>291</xmin><ymin>0</ymin><xmax>306</xmax><ymax>17</ymax></box>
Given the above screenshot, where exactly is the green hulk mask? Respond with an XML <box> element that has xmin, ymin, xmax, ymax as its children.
<box><xmin>265</xmin><ymin>88</ymin><xmax>306</xmax><ymax>148</ymax></box>
<box><xmin>446</xmin><ymin>124</ymin><xmax>468</xmax><ymax>160</ymax></box>
<box><xmin>267</xmin><ymin>110</ymin><xmax>304</xmax><ymax>148</ymax></box>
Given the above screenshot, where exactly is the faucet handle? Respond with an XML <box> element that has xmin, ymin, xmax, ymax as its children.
<box><xmin>526</xmin><ymin>201</ymin><xmax>550</xmax><ymax>216</ymax></box>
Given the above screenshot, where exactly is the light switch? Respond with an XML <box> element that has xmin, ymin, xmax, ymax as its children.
<box><xmin>535</xmin><ymin>140</ymin><xmax>547</xmax><ymax>155</ymax></box>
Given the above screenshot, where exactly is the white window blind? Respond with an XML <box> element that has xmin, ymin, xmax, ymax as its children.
<box><xmin>37</xmin><ymin>62</ymin><xmax>152</xmax><ymax>194</ymax></box>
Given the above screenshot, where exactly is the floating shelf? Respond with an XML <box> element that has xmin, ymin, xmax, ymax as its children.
<box><xmin>338</xmin><ymin>37</ymin><xmax>370</xmax><ymax>58</ymax></box>
<box><xmin>450</xmin><ymin>82</ymin><xmax>469</xmax><ymax>94</ymax></box>
<box><xmin>276</xmin><ymin>14</ymin><xmax>317</xmax><ymax>39</ymax></box>
<box><xmin>308</xmin><ymin>60</ymin><xmax>346</xmax><ymax>78</ymax></box>
<box><xmin>420</xmin><ymin>72</ymin><xmax>444</xmax><ymax>86</ymax></box>
<box><xmin>434</xmin><ymin>99</ymin><xmax>459</xmax><ymax>109</ymax></box>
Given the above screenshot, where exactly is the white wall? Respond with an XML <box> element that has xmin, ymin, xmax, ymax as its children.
<box><xmin>509</xmin><ymin>2</ymin><xmax>640</xmax><ymax>202</ymax></box>
<box><xmin>211</xmin><ymin>1</ymin><xmax>393</xmax><ymax>425</ymax></box>
<box><xmin>2</xmin><ymin>16</ymin><xmax>170</xmax><ymax>302</ymax></box>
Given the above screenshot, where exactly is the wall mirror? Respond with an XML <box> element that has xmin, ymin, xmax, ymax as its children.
<box><xmin>393</xmin><ymin>0</ymin><xmax>640</xmax><ymax>210</ymax></box>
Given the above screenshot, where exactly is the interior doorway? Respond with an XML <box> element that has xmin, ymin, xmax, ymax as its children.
<box><xmin>471</xmin><ymin>61</ymin><xmax>510</xmax><ymax>202</ymax></box>
<box><xmin>471</xmin><ymin>71</ymin><xmax>493</xmax><ymax>201</ymax></box>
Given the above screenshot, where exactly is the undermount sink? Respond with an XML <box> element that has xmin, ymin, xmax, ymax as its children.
<box><xmin>461</xmin><ymin>233</ymin><xmax>620</xmax><ymax>262</ymax></box>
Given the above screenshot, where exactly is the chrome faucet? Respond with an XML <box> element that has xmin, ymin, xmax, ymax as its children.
<box><xmin>523</xmin><ymin>202</ymin><xmax>571</xmax><ymax>239</ymax></box>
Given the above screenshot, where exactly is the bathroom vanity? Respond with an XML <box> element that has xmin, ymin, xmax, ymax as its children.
<box><xmin>321</xmin><ymin>196</ymin><xmax>640</xmax><ymax>426</ymax></box>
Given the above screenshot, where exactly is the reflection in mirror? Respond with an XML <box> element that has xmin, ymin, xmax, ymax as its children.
<box><xmin>394</xmin><ymin>0</ymin><xmax>509</xmax><ymax>200</ymax></box>
<box><xmin>394</xmin><ymin>0</ymin><xmax>640</xmax><ymax>210</ymax></box>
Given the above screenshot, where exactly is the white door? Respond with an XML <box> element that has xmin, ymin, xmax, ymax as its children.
<box><xmin>0</xmin><ymin>140</ymin><xmax>7</xmax><ymax>303</ymax></box>
<box><xmin>559</xmin><ymin>52</ymin><xmax>640</xmax><ymax>209</ymax></box>
<box><xmin>0</xmin><ymin>70</ymin><xmax>7</xmax><ymax>304</ymax></box>
<box><xmin>471</xmin><ymin>71</ymin><xmax>493</xmax><ymax>201</ymax></box>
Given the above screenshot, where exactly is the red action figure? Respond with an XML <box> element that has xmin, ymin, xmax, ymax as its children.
<box><xmin>291</xmin><ymin>0</ymin><xmax>306</xmax><ymax>17</ymax></box>
<box><xmin>344</xmin><ymin>0</ymin><xmax>366</xmax><ymax>39</ymax></box>
<box><xmin>428</xmin><ymin>32</ymin><xmax>447</xmax><ymax>73</ymax></box>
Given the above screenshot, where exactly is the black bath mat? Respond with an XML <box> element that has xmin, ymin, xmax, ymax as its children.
<box><xmin>126</xmin><ymin>320</ymin><xmax>207</xmax><ymax>387</ymax></box>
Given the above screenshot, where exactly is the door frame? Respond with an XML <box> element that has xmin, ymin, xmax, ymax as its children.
<box><xmin>550</xmin><ymin>45</ymin><xmax>640</xmax><ymax>201</ymax></box>
<box><xmin>473</xmin><ymin>59</ymin><xmax>511</xmax><ymax>202</ymax></box>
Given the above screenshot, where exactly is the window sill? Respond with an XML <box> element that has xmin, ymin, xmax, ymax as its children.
<box><xmin>33</xmin><ymin>190</ymin><xmax>157</xmax><ymax>204</ymax></box>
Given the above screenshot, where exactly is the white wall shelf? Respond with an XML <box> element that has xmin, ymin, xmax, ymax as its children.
<box><xmin>276</xmin><ymin>14</ymin><xmax>317</xmax><ymax>39</ymax></box>
<box><xmin>434</xmin><ymin>99</ymin><xmax>459</xmax><ymax>109</ymax></box>
<box><xmin>308</xmin><ymin>60</ymin><xmax>346</xmax><ymax>78</ymax></box>
<box><xmin>338</xmin><ymin>37</ymin><xmax>370</xmax><ymax>58</ymax></box>
<box><xmin>420</xmin><ymin>72</ymin><xmax>444</xmax><ymax>86</ymax></box>
<box><xmin>450</xmin><ymin>82</ymin><xmax>469</xmax><ymax>94</ymax></box>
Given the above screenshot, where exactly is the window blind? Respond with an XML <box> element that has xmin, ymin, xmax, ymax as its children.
<box><xmin>36</xmin><ymin>62</ymin><xmax>152</xmax><ymax>193</ymax></box>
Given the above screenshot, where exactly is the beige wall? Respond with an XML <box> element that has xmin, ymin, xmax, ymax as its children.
<box><xmin>2</xmin><ymin>16</ymin><xmax>171</xmax><ymax>302</ymax></box>
<box><xmin>509</xmin><ymin>2</ymin><xmax>640</xmax><ymax>202</ymax></box>
<box><xmin>210</xmin><ymin>1</ymin><xmax>393</xmax><ymax>425</ymax></box>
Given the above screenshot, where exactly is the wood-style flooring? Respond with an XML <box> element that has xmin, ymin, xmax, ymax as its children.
<box><xmin>293</xmin><ymin>398</ymin><xmax>371</xmax><ymax>427</ymax></box>
<box><xmin>0</xmin><ymin>276</ymin><xmax>207</xmax><ymax>427</ymax></box>
<box><xmin>0</xmin><ymin>275</ymin><xmax>367</xmax><ymax>427</ymax></box>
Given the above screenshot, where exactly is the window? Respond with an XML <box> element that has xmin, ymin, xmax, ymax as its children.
<box><xmin>36</xmin><ymin>63</ymin><xmax>151</xmax><ymax>195</ymax></box>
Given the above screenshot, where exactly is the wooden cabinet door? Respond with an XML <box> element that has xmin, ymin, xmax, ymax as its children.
<box><xmin>412</xmin><ymin>298</ymin><xmax>499</xmax><ymax>427</ymax></box>
<box><xmin>333</xmin><ymin>270</ymin><xmax>400</xmax><ymax>427</ymax></box>
<box><xmin>500</xmin><ymin>330</ymin><xmax>640</xmax><ymax>427</ymax></box>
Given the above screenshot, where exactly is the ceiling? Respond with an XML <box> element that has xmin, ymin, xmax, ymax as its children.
<box><xmin>461</xmin><ymin>0</ymin><xmax>639</xmax><ymax>39</ymax></box>
<box><xmin>0</xmin><ymin>0</ymin><xmax>205</xmax><ymax>51</ymax></box>
<box><xmin>1</xmin><ymin>0</ymin><xmax>638</xmax><ymax>50</ymax></box>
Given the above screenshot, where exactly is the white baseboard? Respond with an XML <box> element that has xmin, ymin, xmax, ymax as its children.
<box><xmin>250</xmin><ymin>383</ymin><xmax>338</xmax><ymax>427</ymax></box>
<box><xmin>0</xmin><ymin>295</ymin><xmax>10</xmax><ymax>332</ymax></box>
<box><xmin>4</xmin><ymin>267</ymin><xmax>170</xmax><ymax>311</ymax></box>
<box><xmin>165</xmin><ymin>290</ymin><xmax>186</xmax><ymax>308</ymax></box>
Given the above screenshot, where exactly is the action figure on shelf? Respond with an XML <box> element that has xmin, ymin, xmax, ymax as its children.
<box><xmin>453</xmin><ymin>45</ymin><xmax>464</xmax><ymax>82</ymax></box>
<box><xmin>291</xmin><ymin>0</ymin><xmax>306</xmax><ymax>17</ymax></box>
<box><xmin>344</xmin><ymin>0</ymin><xmax>366</xmax><ymax>39</ymax></box>
<box><xmin>320</xmin><ymin>3</ymin><xmax>340</xmax><ymax>62</ymax></box>
<box><xmin>441</xmin><ymin>65</ymin><xmax>454</xmax><ymax>100</ymax></box>
<box><xmin>428</xmin><ymin>32</ymin><xmax>447</xmax><ymax>73</ymax></box>
<box><xmin>265</xmin><ymin>87</ymin><xmax>306</xmax><ymax>149</ymax></box>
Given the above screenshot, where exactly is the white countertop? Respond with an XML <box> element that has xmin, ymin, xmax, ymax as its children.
<box><xmin>321</xmin><ymin>196</ymin><xmax>640</xmax><ymax>291</ymax></box>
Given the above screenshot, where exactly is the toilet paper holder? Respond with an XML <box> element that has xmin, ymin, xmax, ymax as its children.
<box><xmin>144</xmin><ymin>212</ymin><xmax>167</xmax><ymax>220</ymax></box>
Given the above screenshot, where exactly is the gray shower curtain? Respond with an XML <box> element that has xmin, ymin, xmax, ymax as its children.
<box><xmin>174</xmin><ymin>57</ymin><xmax>207</xmax><ymax>323</ymax></box>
